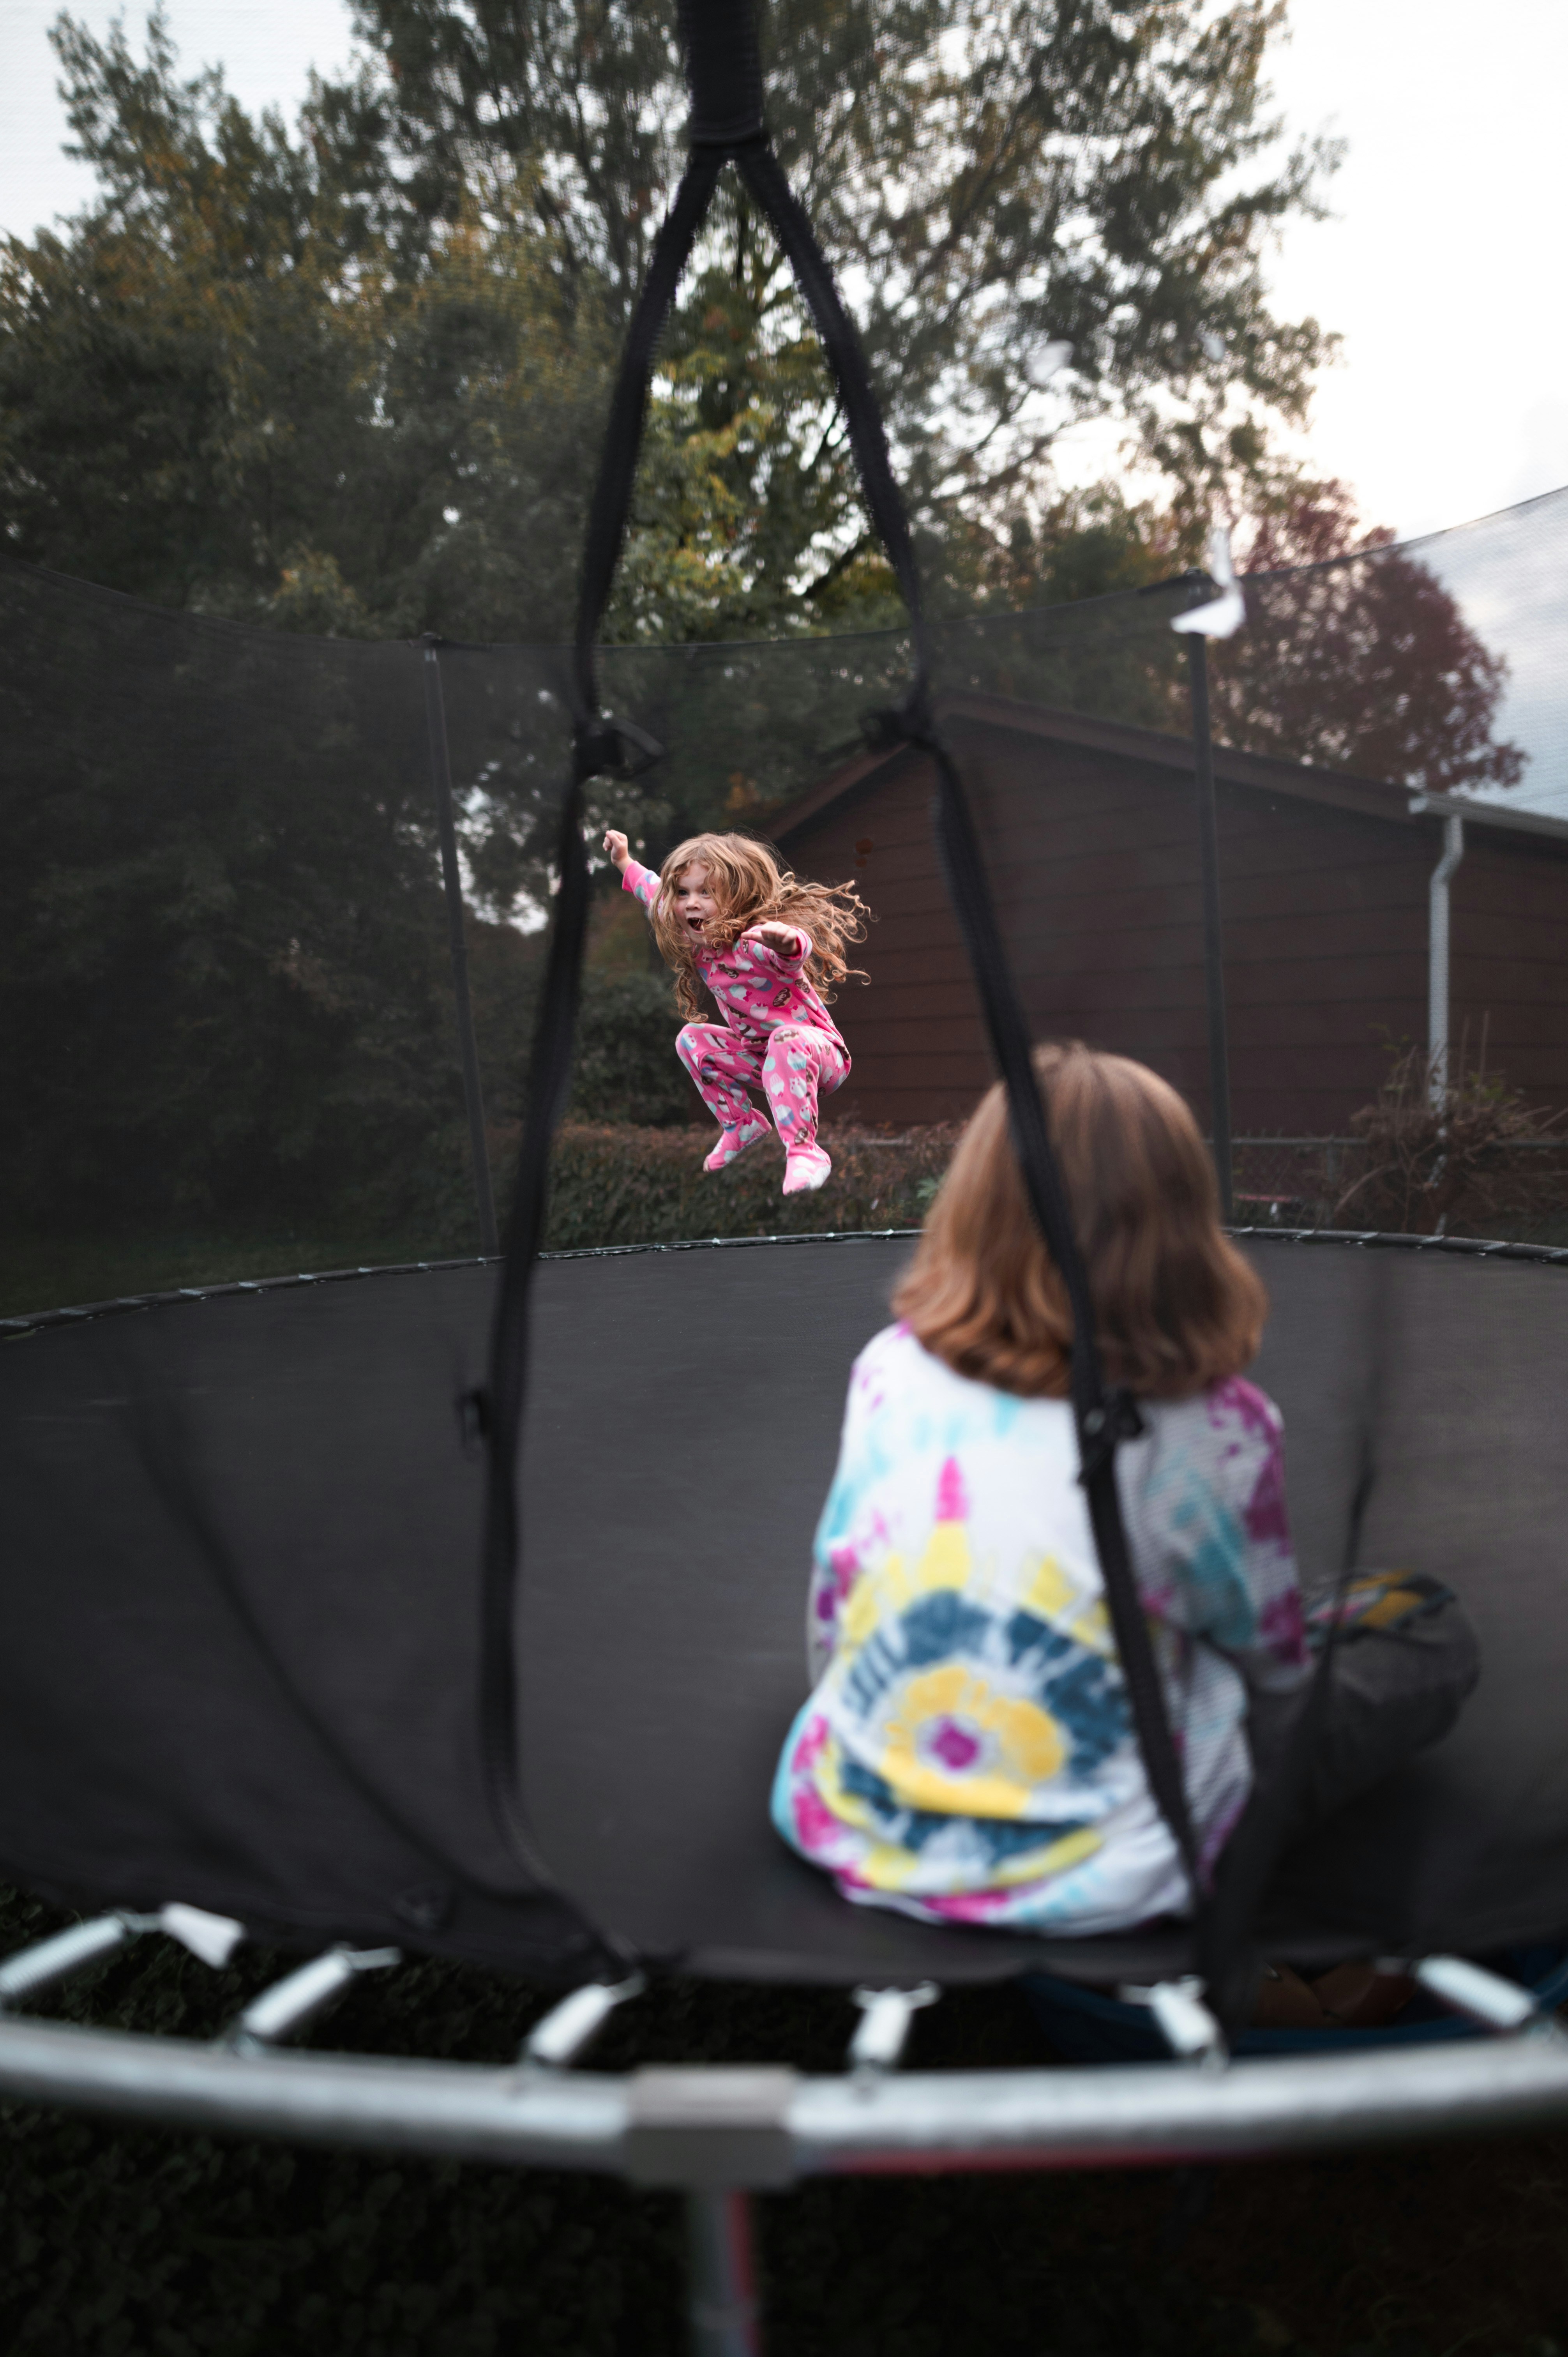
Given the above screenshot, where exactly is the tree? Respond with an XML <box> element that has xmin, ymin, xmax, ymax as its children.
<box><xmin>0</xmin><ymin>11</ymin><xmax>609</xmax><ymax>640</ymax></box>
<box><xmin>339</xmin><ymin>0</ymin><xmax>1341</xmax><ymax>629</ymax></box>
<box><xmin>4</xmin><ymin>3</ymin><xmax>1344</xmax><ymax>650</ymax></box>
<box><xmin>1209</xmin><ymin>479</ymin><xmax>1526</xmax><ymax>794</ymax></box>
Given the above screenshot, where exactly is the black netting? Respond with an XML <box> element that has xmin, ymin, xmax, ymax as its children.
<box><xmin>7</xmin><ymin>484</ymin><xmax>1568</xmax><ymax>1320</ymax></box>
<box><xmin>6</xmin><ymin>29</ymin><xmax>1568</xmax><ymax>1997</ymax></box>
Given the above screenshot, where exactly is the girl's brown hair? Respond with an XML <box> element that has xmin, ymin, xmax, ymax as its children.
<box><xmin>894</xmin><ymin>1042</ymin><xmax>1266</xmax><ymax>1401</ymax></box>
<box><xmin>648</xmin><ymin>832</ymin><xmax>869</xmax><ymax>1020</ymax></box>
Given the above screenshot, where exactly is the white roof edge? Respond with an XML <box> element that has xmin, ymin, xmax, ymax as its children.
<box><xmin>1408</xmin><ymin>789</ymin><xmax>1568</xmax><ymax>848</ymax></box>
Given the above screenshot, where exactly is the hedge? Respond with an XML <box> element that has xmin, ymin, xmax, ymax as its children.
<box><xmin>537</xmin><ymin>1120</ymin><xmax>960</xmax><ymax>1251</ymax></box>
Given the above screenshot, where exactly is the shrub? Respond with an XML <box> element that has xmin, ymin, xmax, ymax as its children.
<box><xmin>531</xmin><ymin>1121</ymin><xmax>959</xmax><ymax>1252</ymax></box>
<box><xmin>569</xmin><ymin>973</ymin><xmax>694</xmax><ymax>1126</ymax></box>
<box><xmin>1332</xmin><ymin>1043</ymin><xmax>1567</xmax><ymax>1237</ymax></box>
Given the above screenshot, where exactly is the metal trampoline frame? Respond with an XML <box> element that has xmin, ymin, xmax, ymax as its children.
<box><xmin>6</xmin><ymin>1222</ymin><xmax>1568</xmax><ymax>2349</ymax></box>
<box><xmin>7</xmin><ymin>1219</ymin><xmax>1568</xmax><ymax>1349</ymax></box>
<box><xmin>3</xmin><ymin>1913</ymin><xmax>1568</xmax><ymax>2357</ymax></box>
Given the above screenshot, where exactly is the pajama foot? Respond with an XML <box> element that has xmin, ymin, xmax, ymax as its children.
<box><xmin>703</xmin><ymin>1116</ymin><xmax>770</xmax><ymax>1173</ymax></box>
<box><xmin>782</xmin><ymin>1143</ymin><xmax>832</xmax><ymax>1195</ymax></box>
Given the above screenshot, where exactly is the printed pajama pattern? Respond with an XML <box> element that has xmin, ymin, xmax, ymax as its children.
<box><xmin>676</xmin><ymin>1021</ymin><xmax>848</xmax><ymax>1152</ymax></box>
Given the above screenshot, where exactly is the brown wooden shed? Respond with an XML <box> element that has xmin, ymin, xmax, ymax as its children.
<box><xmin>770</xmin><ymin>695</ymin><xmax>1568</xmax><ymax>1136</ymax></box>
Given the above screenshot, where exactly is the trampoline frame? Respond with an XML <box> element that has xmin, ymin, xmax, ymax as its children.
<box><xmin>3</xmin><ymin>1919</ymin><xmax>1568</xmax><ymax>2357</ymax></box>
<box><xmin>6</xmin><ymin>1219</ymin><xmax>1568</xmax><ymax>1345</ymax></box>
<box><xmin>7</xmin><ymin>1222</ymin><xmax>1568</xmax><ymax>2352</ymax></box>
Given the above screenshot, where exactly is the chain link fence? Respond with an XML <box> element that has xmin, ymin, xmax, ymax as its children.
<box><xmin>1231</xmin><ymin>1137</ymin><xmax>1568</xmax><ymax>1244</ymax></box>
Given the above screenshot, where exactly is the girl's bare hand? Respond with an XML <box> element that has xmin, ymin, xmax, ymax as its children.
<box><xmin>749</xmin><ymin>922</ymin><xmax>800</xmax><ymax>956</ymax></box>
<box><xmin>602</xmin><ymin>829</ymin><xmax>631</xmax><ymax>870</ymax></box>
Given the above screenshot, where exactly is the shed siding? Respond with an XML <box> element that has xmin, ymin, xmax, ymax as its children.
<box><xmin>780</xmin><ymin>718</ymin><xmax>1568</xmax><ymax>1134</ymax></box>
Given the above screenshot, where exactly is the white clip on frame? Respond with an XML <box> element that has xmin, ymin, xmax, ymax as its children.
<box><xmin>521</xmin><ymin>1974</ymin><xmax>646</xmax><ymax>2071</ymax></box>
<box><xmin>0</xmin><ymin>1915</ymin><xmax>142</xmax><ymax>2009</ymax></box>
<box><xmin>230</xmin><ymin>1945</ymin><xmax>401</xmax><ymax>2053</ymax></box>
<box><xmin>1171</xmin><ymin>524</ymin><xmax>1245</xmax><ymax>640</ymax></box>
<box><xmin>1410</xmin><ymin>1955</ymin><xmax>1547</xmax><ymax>2035</ymax></box>
<box><xmin>848</xmin><ymin>1983</ymin><xmax>939</xmax><ymax>2076</ymax></box>
<box><xmin>1119</xmin><ymin>1977</ymin><xmax>1228</xmax><ymax>2067</ymax></box>
<box><xmin>0</xmin><ymin>1904</ymin><xmax>245</xmax><ymax>2010</ymax></box>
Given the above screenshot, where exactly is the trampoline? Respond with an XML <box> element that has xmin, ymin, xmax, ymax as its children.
<box><xmin>5</xmin><ymin>4</ymin><xmax>1568</xmax><ymax>2352</ymax></box>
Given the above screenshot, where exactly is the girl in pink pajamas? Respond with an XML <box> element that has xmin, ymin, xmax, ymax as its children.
<box><xmin>602</xmin><ymin>828</ymin><xmax>867</xmax><ymax>1195</ymax></box>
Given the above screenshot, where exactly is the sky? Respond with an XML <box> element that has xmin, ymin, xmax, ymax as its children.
<box><xmin>4</xmin><ymin>0</ymin><xmax>1568</xmax><ymax>800</ymax></box>
<box><xmin>4</xmin><ymin>0</ymin><xmax>1566</xmax><ymax>544</ymax></box>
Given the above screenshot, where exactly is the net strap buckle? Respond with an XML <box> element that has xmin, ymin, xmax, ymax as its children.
<box><xmin>573</xmin><ymin>715</ymin><xmax>666</xmax><ymax>782</ymax></box>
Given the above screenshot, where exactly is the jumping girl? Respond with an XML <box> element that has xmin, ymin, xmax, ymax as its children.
<box><xmin>602</xmin><ymin>829</ymin><xmax>868</xmax><ymax>1196</ymax></box>
<box><xmin>774</xmin><ymin>1042</ymin><xmax>1477</xmax><ymax>1956</ymax></box>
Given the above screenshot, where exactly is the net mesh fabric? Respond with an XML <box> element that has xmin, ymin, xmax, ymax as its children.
<box><xmin>5</xmin><ymin>487</ymin><xmax>1568</xmax><ymax>1311</ymax></box>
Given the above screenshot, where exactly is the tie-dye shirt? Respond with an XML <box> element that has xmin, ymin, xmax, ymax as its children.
<box><xmin>621</xmin><ymin>860</ymin><xmax>846</xmax><ymax>1052</ymax></box>
<box><xmin>772</xmin><ymin>1323</ymin><xmax>1307</xmax><ymax>1935</ymax></box>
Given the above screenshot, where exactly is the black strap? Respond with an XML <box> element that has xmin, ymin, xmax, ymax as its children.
<box><xmin>477</xmin><ymin>777</ymin><xmax>594</xmax><ymax>1891</ymax></box>
<box><xmin>480</xmin><ymin>0</ymin><xmax>1213</xmax><ymax>1964</ymax></box>
<box><xmin>572</xmin><ymin>145</ymin><xmax>722</xmax><ymax>731</ymax></box>
<box><xmin>1198</xmin><ymin>1557</ymin><xmax>1359</xmax><ymax>2027</ymax></box>
<box><xmin>731</xmin><ymin>115</ymin><xmax>1206</xmax><ymax>1914</ymax></box>
<box><xmin>921</xmin><ymin>724</ymin><xmax>1203</xmax><ymax>1903</ymax></box>
<box><xmin>731</xmin><ymin>143</ymin><xmax>931</xmax><ymax>681</ymax></box>
<box><xmin>678</xmin><ymin>0</ymin><xmax>767</xmax><ymax>145</ymax></box>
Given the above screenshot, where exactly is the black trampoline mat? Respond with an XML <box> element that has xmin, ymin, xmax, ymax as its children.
<box><xmin>2</xmin><ymin>1234</ymin><xmax>1566</xmax><ymax>1986</ymax></box>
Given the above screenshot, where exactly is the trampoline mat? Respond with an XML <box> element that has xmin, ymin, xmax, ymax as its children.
<box><xmin>0</xmin><ymin>1234</ymin><xmax>1565</xmax><ymax>1987</ymax></box>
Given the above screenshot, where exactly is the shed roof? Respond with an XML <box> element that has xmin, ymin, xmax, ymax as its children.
<box><xmin>768</xmin><ymin>693</ymin><xmax>1568</xmax><ymax>855</ymax></box>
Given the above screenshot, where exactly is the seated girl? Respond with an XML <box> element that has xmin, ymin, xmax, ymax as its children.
<box><xmin>773</xmin><ymin>1042</ymin><xmax>1477</xmax><ymax>1940</ymax></box>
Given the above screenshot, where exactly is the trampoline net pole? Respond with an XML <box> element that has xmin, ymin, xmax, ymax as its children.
<box><xmin>421</xmin><ymin>637</ymin><xmax>499</xmax><ymax>1259</ymax></box>
<box><xmin>686</xmin><ymin>2188</ymin><xmax>764</xmax><ymax>2357</ymax></box>
<box><xmin>1187</xmin><ymin>635</ymin><xmax>1235</xmax><ymax>1221</ymax></box>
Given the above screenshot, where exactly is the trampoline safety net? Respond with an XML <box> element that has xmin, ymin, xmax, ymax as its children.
<box><xmin>4</xmin><ymin>0</ymin><xmax>1568</xmax><ymax>2004</ymax></box>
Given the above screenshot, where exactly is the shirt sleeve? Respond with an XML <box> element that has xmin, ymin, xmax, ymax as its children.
<box><xmin>622</xmin><ymin>859</ymin><xmax>660</xmax><ymax>916</ymax></box>
<box><xmin>1134</xmin><ymin>1382</ymin><xmax>1309</xmax><ymax>1695</ymax></box>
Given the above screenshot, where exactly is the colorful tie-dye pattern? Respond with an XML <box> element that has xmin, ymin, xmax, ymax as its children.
<box><xmin>772</xmin><ymin>1324</ymin><xmax>1308</xmax><ymax>1936</ymax></box>
<box><xmin>623</xmin><ymin>861</ymin><xmax>851</xmax><ymax>1163</ymax></box>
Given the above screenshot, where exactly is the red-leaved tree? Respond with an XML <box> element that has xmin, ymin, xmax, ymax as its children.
<box><xmin>1208</xmin><ymin>481</ymin><xmax>1524</xmax><ymax>793</ymax></box>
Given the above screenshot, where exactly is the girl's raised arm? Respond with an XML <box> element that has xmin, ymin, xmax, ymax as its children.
<box><xmin>606</xmin><ymin>831</ymin><xmax>659</xmax><ymax>915</ymax></box>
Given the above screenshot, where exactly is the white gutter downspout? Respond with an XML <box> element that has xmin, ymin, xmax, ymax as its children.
<box><xmin>1411</xmin><ymin>799</ymin><xmax>1465</xmax><ymax>1104</ymax></box>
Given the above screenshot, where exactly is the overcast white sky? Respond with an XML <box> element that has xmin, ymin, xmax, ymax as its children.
<box><xmin>2</xmin><ymin>0</ymin><xmax>1566</xmax><ymax>544</ymax></box>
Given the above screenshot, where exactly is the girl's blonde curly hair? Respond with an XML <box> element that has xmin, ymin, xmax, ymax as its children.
<box><xmin>648</xmin><ymin>832</ymin><xmax>870</xmax><ymax>1021</ymax></box>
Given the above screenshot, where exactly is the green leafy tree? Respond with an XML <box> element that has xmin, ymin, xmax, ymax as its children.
<box><xmin>0</xmin><ymin>11</ymin><xmax>609</xmax><ymax>638</ymax></box>
<box><xmin>2</xmin><ymin>5</ymin><xmax>1347</xmax><ymax>662</ymax></box>
<box><xmin>344</xmin><ymin>0</ymin><xmax>1338</xmax><ymax>629</ymax></box>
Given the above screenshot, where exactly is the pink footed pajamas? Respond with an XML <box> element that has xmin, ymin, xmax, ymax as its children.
<box><xmin>622</xmin><ymin>859</ymin><xmax>850</xmax><ymax>1189</ymax></box>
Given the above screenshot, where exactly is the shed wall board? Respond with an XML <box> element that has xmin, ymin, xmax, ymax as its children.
<box><xmin>776</xmin><ymin>717</ymin><xmax>1568</xmax><ymax>1135</ymax></box>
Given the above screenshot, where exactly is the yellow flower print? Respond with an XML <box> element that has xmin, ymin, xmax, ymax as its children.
<box><xmin>841</xmin><ymin>1565</ymin><xmax>890</xmax><ymax>1650</ymax></box>
<box><xmin>1022</xmin><ymin>1551</ymin><xmax>1075</xmax><ymax>1621</ymax></box>
<box><xmin>989</xmin><ymin>1824</ymin><xmax>1103</xmax><ymax>1886</ymax></box>
<box><xmin>852</xmin><ymin>1841</ymin><xmax>923</xmax><ymax>1894</ymax></box>
<box><xmin>1070</xmin><ymin>1598</ymin><xmax>1112</xmax><ymax>1655</ymax></box>
<box><xmin>912</xmin><ymin>1515</ymin><xmax>971</xmax><ymax>1595</ymax></box>
<box><xmin>878</xmin><ymin>1664</ymin><xmax>1065</xmax><ymax>1818</ymax></box>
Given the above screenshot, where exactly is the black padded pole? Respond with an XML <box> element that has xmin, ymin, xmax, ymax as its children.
<box><xmin>1187</xmin><ymin>636</ymin><xmax>1234</xmax><ymax>1223</ymax></box>
<box><xmin>422</xmin><ymin>638</ymin><xmax>499</xmax><ymax>1258</ymax></box>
